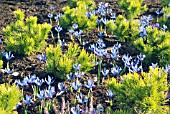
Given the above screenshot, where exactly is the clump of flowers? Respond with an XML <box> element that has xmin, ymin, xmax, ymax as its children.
<box><xmin>3</xmin><ymin>9</ymin><xmax>51</xmax><ymax>55</ymax></box>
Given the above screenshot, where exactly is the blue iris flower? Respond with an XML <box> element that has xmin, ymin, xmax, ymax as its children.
<box><xmin>71</xmin><ymin>79</ymin><xmax>81</xmax><ymax>91</ymax></box>
<box><xmin>85</xmin><ymin>79</ymin><xmax>95</xmax><ymax>89</ymax></box>
<box><xmin>45</xmin><ymin>75</ymin><xmax>54</xmax><ymax>86</ymax></box>
<box><xmin>55</xmin><ymin>25</ymin><xmax>62</xmax><ymax>32</ymax></box>
<box><xmin>23</xmin><ymin>94</ymin><xmax>34</xmax><ymax>105</ymax></box>
<box><xmin>3</xmin><ymin>51</ymin><xmax>14</xmax><ymax>61</ymax></box>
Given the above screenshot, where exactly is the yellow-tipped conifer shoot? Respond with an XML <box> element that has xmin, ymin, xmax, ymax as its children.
<box><xmin>106</xmin><ymin>67</ymin><xmax>169</xmax><ymax>114</ymax></box>
<box><xmin>158</xmin><ymin>6</ymin><xmax>170</xmax><ymax>31</ymax></box>
<box><xmin>0</xmin><ymin>52</ymin><xmax>3</xmax><ymax>68</ymax></box>
<box><xmin>134</xmin><ymin>26</ymin><xmax>170</xmax><ymax>67</ymax></box>
<box><xmin>60</xmin><ymin>0</ymin><xmax>97</xmax><ymax>31</ymax></box>
<box><xmin>0</xmin><ymin>60</ymin><xmax>3</xmax><ymax>69</ymax></box>
<box><xmin>106</xmin><ymin>15</ymin><xmax>140</xmax><ymax>43</ymax></box>
<box><xmin>117</xmin><ymin>0</ymin><xmax>147</xmax><ymax>20</ymax></box>
<box><xmin>46</xmin><ymin>43</ymin><xmax>95</xmax><ymax>79</ymax></box>
<box><xmin>3</xmin><ymin>9</ymin><xmax>51</xmax><ymax>55</ymax></box>
<box><xmin>0</xmin><ymin>83</ymin><xmax>23</xmax><ymax>114</ymax></box>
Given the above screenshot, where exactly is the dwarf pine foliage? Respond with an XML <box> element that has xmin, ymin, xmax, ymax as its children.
<box><xmin>158</xmin><ymin>7</ymin><xmax>170</xmax><ymax>31</ymax></box>
<box><xmin>109</xmin><ymin>109</ymin><xmax>133</xmax><ymax>114</ymax></box>
<box><xmin>106</xmin><ymin>15</ymin><xmax>140</xmax><ymax>43</ymax></box>
<box><xmin>46</xmin><ymin>43</ymin><xmax>95</xmax><ymax>79</ymax></box>
<box><xmin>159</xmin><ymin>0</ymin><xmax>170</xmax><ymax>7</ymax></box>
<box><xmin>0</xmin><ymin>60</ymin><xmax>2</xmax><ymax>69</ymax></box>
<box><xmin>0</xmin><ymin>52</ymin><xmax>3</xmax><ymax>68</ymax></box>
<box><xmin>106</xmin><ymin>67</ymin><xmax>169</xmax><ymax>114</ymax></box>
<box><xmin>3</xmin><ymin>9</ymin><xmax>51</xmax><ymax>55</ymax></box>
<box><xmin>67</xmin><ymin>0</ymin><xmax>95</xmax><ymax>10</ymax></box>
<box><xmin>60</xmin><ymin>0</ymin><xmax>97</xmax><ymax>31</ymax></box>
<box><xmin>0</xmin><ymin>83</ymin><xmax>23</xmax><ymax>114</ymax></box>
<box><xmin>117</xmin><ymin>0</ymin><xmax>147</xmax><ymax>20</ymax></box>
<box><xmin>134</xmin><ymin>26</ymin><xmax>170</xmax><ymax>67</ymax></box>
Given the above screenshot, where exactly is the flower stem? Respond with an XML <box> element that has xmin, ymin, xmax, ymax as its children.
<box><xmin>98</xmin><ymin>58</ymin><xmax>103</xmax><ymax>85</ymax></box>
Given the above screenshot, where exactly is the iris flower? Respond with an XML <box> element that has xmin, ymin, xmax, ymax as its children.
<box><xmin>74</xmin><ymin>30</ymin><xmax>83</xmax><ymax>37</ymax></box>
<box><xmin>76</xmin><ymin>93</ymin><xmax>88</xmax><ymax>104</ymax></box>
<box><xmin>48</xmin><ymin>13</ymin><xmax>53</xmax><ymax>18</ymax></box>
<box><xmin>110</xmin><ymin>43</ymin><xmax>121</xmax><ymax>60</ymax></box>
<box><xmin>162</xmin><ymin>64</ymin><xmax>170</xmax><ymax>73</ymax></box>
<box><xmin>23</xmin><ymin>94</ymin><xmax>34</xmax><ymax>105</ymax></box>
<box><xmin>122</xmin><ymin>54</ymin><xmax>132</xmax><ymax>67</ymax></box>
<box><xmin>58</xmin><ymin>82</ymin><xmax>66</xmax><ymax>92</ymax></box>
<box><xmin>101</xmin><ymin>68</ymin><xmax>109</xmax><ymax>77</ymax></box>
<box><xmin>3</xmin><ymin>51</ymin><xmax>14</xmax><ymax>61</ymax></box>
<box><xmin>15</xmin><ymin>79</ymin><xmax>28</xmax><ymax>87</ymax></box>
<box><xmin>55</xmin><ymin>25</ymin><xmax>62</xmax><ymax>32</ymax></box>
<box><xmin>86</xmin><ymin>12</ymin><xmax>91</xmax><ymax>19</ymax></box>
<box><xmin>68</xmin><ymin>29</ymin><xmax>74</xmax><ymax>35</ymax></box>
<box><xmin>71</xmin><ymin>79</ymin><xmax>81</xmax><ymax>91</ymax></box>
<box><xmin>74</xmin><ymin>71</ymin><xmax>84</xmax><ymax>78</ymax></box>
<box><xmin>45</xmin><ymin>75</ymin><xmax>54</xmax><ymax>85</ymax></box>
<box><xmin>129</xmin><ymin>64</ymin><xmax>142</xmax><ymax>73</ymax></box>
<box><xmin>110</xmin><ymin>13</ymin><xmax>116</xmax><ymax>20</ymax></box>
<box><xmin>73</xmin><ymin>63</ymin><xmax>81</xmax><ymax>71</ymax></box>
<box><xmin>3</xmin><ymin>67</ymin><xmax>14</xmax><ymax>74</ymax></box>
<box><xmin>37</xmin><ymin>54</ymin><xmax>46</xmax><ymax>63</ymax></box>
<box><xmin>37</xmin><ymin>90</ymin><xmax>45</xmax><ymax>100</ymax></box>
<box><xmin>151</xmin><ymin>63</ymin><xmax>158</xmax><ymax>69</ymax></box>
<box><xmin>84</xmin><ymin>79</ymin><xmax>95</xmax><ymax>89</ymax></box>
<box><xmin>66</xmin><ymin>72</ymin><xmax>74</xmax><ymax>81</ymax></box>
<box><xmin>54</xmin><ymin>13</ymin><xmax>63</xmax><ymax>21</ymax></box>
<box><xmin>98</xmin><ymin>31</ymin><xmax>105</xmax><ymax>37</ymax></box>
<box><xmin>106</xmin><ymin>90</ymin><xmax>115</xmax><ymax>98</ymax></box>
<box><xmin>161</xmin><ymin>24</ymin><xmax>168</xmax><ymax>31</ymax></box>
<box><xmin>34</xmin><ymin>77</ymin><xmax>44</xmax><ymax>86</ymax></box>
<box><xmin>155</xmin><ymin>9</ymin><xmax>162</xmax><ymax>15</ymax></box>
<box><xmin>89</xmin><ymin>44</ymin><xmax>96</xmax><ymax>51</ymax></box>
<box><xmin>44</xmin><ymin>86</ymin><xmax>56</xmax><ymax>99</ymax></box>
<box><xmin>71</xmin><ymin>105</ymin><xmax>81</xmax><ymax>114</ymax></box>
<box><xmin>72</xmin><ymin>23</ymin><xmax>78</xmax><ymax>30</ymax></box>
<box><xmin>97</xmin><ymin>39</ymin><xmax>106</xmax><ymax>48</ymax></box>
<box><xmin>111</xmin><ymin>66</ymin><xmax>122</xmax><ymax>76</ymax></box>
<box><xmin>50</xmin><ymin>6</ymin><xmax>55</xmax><ymax>11</ymax></box>
<box><xmin>2</xmin><ymin>62</ymin><xmax>14</xmax><ymax>74</ymax></box>
<box><xmin>137</xmin><ymin>53</ymin><xmax>145</xmax><ymax>61</ymax></box>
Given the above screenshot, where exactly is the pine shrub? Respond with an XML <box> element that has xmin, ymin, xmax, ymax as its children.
<box><xmin>60</xmin><ymin>0</ymin><xmax>97</xmax><ymax>31</ymax></box>
<box><xmin>134</xmin><ymin>26</ymin><xmax>170</xmax><ymax>67</ymax></box>
<box><xmin>106</xmin><ymin>15</ymin><xmax>140</xmax><ymax>43</ymax></box>
<box><xmin>117</xmin><ymin>0</ymin><xmax>147</xmax><ymax>20</ymax></box>
<box><xmin>3</xmin><ymin>9</ymin><xmax>51</xmax><ymax>55</ymax></box>
<box><xmin>158</xmin><ymin>7</ymin><xmax>170</xmax><ymax>31</ymax></box>
<box><xmin>46</xmin><ymin>43</ymin><xmax>95</xmax><ymax>79</ymax></box>
<box><xmin>106</xmin><ymin>67</ymin><xmax>169</xmax><ymax>114</ymax></box>
<box><xmin>0</xmin><ymin>83</ymin><xmax>23</xmax><ymax>114</ymax></box>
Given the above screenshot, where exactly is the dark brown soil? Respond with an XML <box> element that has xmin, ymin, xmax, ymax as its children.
<box><xmin>0</xmin><ymin>0</ymin><xmax>168</xmax><ymax>114</ymax></box>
